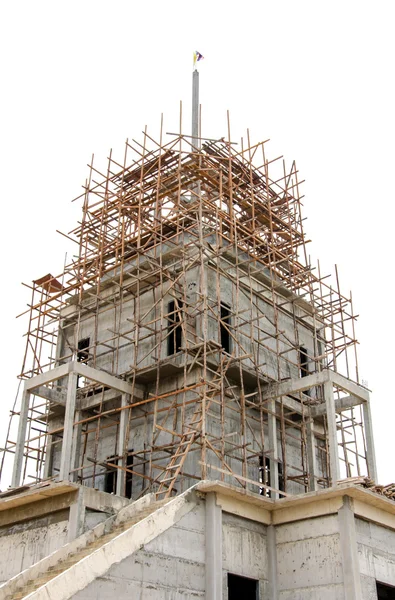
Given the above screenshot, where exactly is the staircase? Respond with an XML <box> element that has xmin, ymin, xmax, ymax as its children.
<box><xmin>9</xmin><ymin>500</ymin><xmax>167</xmax><ymax>600</ymax></box>
<box><xmin>0</xmin><ymin>488</ymin><xmax>198</xmax><ymax>600</ymax></box>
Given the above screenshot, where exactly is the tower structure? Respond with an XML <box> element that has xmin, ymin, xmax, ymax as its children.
<box><xmin>2</xmin><ymin>93</ymin><xmax>394</xmax><ymax>600</ymax></box>
<box><xmin>1</xmin><ymin>102</ymin><xmax>375</xmax><ymax>500</ymax></box>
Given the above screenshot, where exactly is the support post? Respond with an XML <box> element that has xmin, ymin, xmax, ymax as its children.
<box><xmin>306</xmin><ymin>419</ymin><xmax>318</xmax><ymax>492</ymax></box>
<box><xmin>338</xmin><ymin>497</ymin><xmax>362</xmax><ymax>599</ymax></box>
<box><xmin>116</xmin><ymin>393</ymin><xmax>130</xmax><ymax>497</ymax></box>
<box><xmin>11</xmin><ymin>389</ymin><xmax>30</xmax><ymax>488</ymax></box>
<box><xmin>71</xmin><ymin>409</ymin><xmax>82</xmax><ymax>483</ymax></box>
<box><xmin>67</xmin><ymin>487</ymin><xmax>85</xmax><ymax>542</ymax></box>
<box><xmin>324</xmin><ymin>380</ymin><xmax>340</xmax><ymax>485</ymax></box>
<box><xmin>205</xmin><ymin>492</ymin><xmax>222</xmax><ymax>599</ymax></box>
<box><xmin>268</xmin><ymin>400</ymin><xmax>279</xmax><ymax>499</ymax></box>
<box><xmin>362</xmin><ymin>400</ymin><xmax>377</xmax><ymax>482</ymax></box>
<box><xmin>192</xmin><ymin>69</ymin><xmax>199</xmax><ymax>150</ymax></box>
<box><xmin>267</xmin><ymin>524</ymin><xmax>278</xmax><ymax>599</ymax></box>
<box><xmin>59</xmin><ymin>371</ymin><xmax>78</xmax><ymax>481</ymax></box>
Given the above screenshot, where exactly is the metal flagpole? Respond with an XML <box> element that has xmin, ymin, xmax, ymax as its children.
<box><xmin>192</xmin><ymin>68</ymin><xmax>199</xmax><ymax>151</ymax></box>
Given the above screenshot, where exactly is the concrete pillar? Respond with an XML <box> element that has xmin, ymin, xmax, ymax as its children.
<box><xmin>324</xmin><ymin>381</ymin><xmax>340</xmax><ymax>485</ymax></box>
<box><xmin>71</xmin><ymin>410</ymin><xmax>82</xmax><ymax>483</ymax></box>
<box><xmin>205</xmin><ymin>492</ymin><xmax>222</xmax><ymax>600</ymax></box>
<box><xmin>267</xmin><ymin>524</ymin><xmax>278</xmax><ymax>599</ymax></box>
<box><xmin>59</xmin><ymin>371</ymin><xmax>78</xmax><ymax>481</ymax></box>
<box><xmin>11</xmin><ymin>389</ymin><xmax>30</xmax><ymax>488</ymax></box>
<box><xmin>362</xmin><ymin>400</ymin><xmax>378</xmax><ymax>482</ymax></box>
<box><xmin>268</xmin><ymin>400</ymin><xmax>279</xmax><ymax>499</ymax></box>
<box><xmin>338</xmin><ymin>496</ymin><xmax>362</xmax><ymax>599</ymax></box>
<box><xmin>116</xmin><ymin>393</ymin><xmax>130</xmax><ymax>497</ymax></box>
<box><xmin>306</xmin><ymin>419</ymin><xmax>318</xmax><ymax>492</ymax></box>
<box><xmin>43</xmin><ymin>434</ymin><xmax>54</xmax><ymax>480</ymax></box>
<box><xmin>67</xmin><ymin>487</ymin><xmax>85</xmax><ymax>542</ymax></box>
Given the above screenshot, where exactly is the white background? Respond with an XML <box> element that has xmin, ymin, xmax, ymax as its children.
<box><xmin>0</xmin><ymin>0</ymin><xmax>393</xmax><ymax>488</ymax></box>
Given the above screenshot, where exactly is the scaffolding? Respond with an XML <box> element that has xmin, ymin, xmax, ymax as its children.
<box><xmin>0</xmin><ymin>109</ymin><xmax>373</xmax><ymax>499</ymax></box>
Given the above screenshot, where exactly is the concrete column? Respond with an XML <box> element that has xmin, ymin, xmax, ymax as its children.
<box><xmin>71</xmin><ymin>410</ymin><xmax>82</xmax><ymax>483</ymax></box>
<box><xmin>267</xmin><ymin>524</ymin><xmax>278</xmax><ymax>599</ymax></box>
<box><xmin>67</xmin><ymin>487</ymin><xmax>85</xmax><ymax>542</ymax></box>
<box><xmin>116</xmin><ymin>393</ymin><xmax>130</xmax><ymax>497</ymax></box>
<box><xmin>324</xmin><ymin>381</ymin><xmax>340</xmax><ymax>485</ymax></box>
<box><xmin>43</xmin><ymin>434</ymin><xmax>54</xmax><ymax>479</ymax></box>
<box><xmin>205</xmin><ymin>492</ymin><xmax>222</xmax><ymax>600</ymax></box>
<box><xmin>306</xmin><ymin>419</ymin><xmax>318</xmax><ymax>492</ymax></box>
<box><xmin>268</xmin><ymin>400</ymin><xmax>279</xmax><ymax>499</ymax></box>
<box><xmin>11</xmin><ymin>389</ymin><xmax>31</xmax><ymax>488</ymax></box>
<box><xmin>362</xmin><ymin>400</ymin><xmax>378</xmax><ymax>482</ymax></box>
<box><xmin>59</xmin><ymin>371</ymin><xmax>78</xmax><ymax>481</ymax></box>
<box><xmin>338</xmin><ymin>496</ymin><xmax>362</xmax><ymax>599</ymax></box>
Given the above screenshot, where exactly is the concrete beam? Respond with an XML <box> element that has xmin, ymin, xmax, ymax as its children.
<box><xmin>330</xmin><ymin>371</ymin><xmax>369</xmax><ymax>403</ymax></box>
<box><xmin>311</xmin><ymin>395</ymin><xmax>362</xmax><ymax>418</ymax></box>
<box><xmin>24</xmin><ymin>361</ymin><xmax>135</xmax><ymax>396</ymax></box>
<box><xmin>260</xmin><ymin>370</ymin><xmax>329</xmax><ymax>402</ymax></box>
<box><xmin>205</xmin><ymin>493</ymin><xmax>222</xmax><ymax>600</ymax></box>
<box><xmin>32</xmin><ymin>385</ymin><xmax>66</xmax><ymax>406</ymax></box>
<box><xmin>24</xmin><ymin>363</ymin><xmax>70</xmax><ymax>391</ymax></box>
<box><xmin>72</xmin><ymin>362</ymin><xmax>134</xmax><ymax>395</ymax></box>
<box><xmin>260</xmin><ymin>369</ymin><xmax>369</xmax><ymax>404</ymax></box>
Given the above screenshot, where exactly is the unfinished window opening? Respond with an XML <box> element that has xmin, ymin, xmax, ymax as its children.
<box><xmin>125</xmin><ymin>450</ymin><xmax>134</xmax><ymax>499</ymax></box>
<box><xmin>377</xmin><ymin>582</ymin><xmax>395</xmax><ymax>599</ymax></box>
<box><xmin>77</xmin><ymin>337</ymin><xmax>90</xmax><ymax>363</ymax></box>
<box><xmin>167</xmin><ymin>300</ymin><xmax>183</xmax><ymax>356</ymax></box>
<box><xmin>104</xmin><ymin>455</ymin><xmax>117</xmax><ymax>494</ymax></box>
<box><xmin>299</xmin><ymin>346</ymin><xmax>309</xmax><ymax>378</ymax></box>
<box><xmin>227</xmin><ymin>573</ymin><xmax>259</xmax><ymax>600</ymax></box>
<box><xmin>77</xmin><ymin>337</ymin><xmax>90</xmax><ymax>388</ymax></box>
<box><xmin>220</xmin><ymin>302</ymin><xmax>231</xmax><ymax>353</ymax></box>
<box><xmin>259</xmin><ymin>455</ymin><xmax>285</xmax><ymax>497</ymax></box>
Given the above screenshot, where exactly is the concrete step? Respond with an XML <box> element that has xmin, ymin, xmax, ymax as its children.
<box><xmin>8</xmin><ymin>500</ymin><xmax>168</xmax><ymax>600</ymax></box>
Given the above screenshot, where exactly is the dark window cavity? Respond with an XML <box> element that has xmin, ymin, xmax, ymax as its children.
<box><xmin>377</xmin><ymin>582</ymin><xmax>395</xmax><ymax>599</ymax></box>
<box><xmin>104</xmin><ymin>455</ymin><xmax>117</xmax><ymax>494</ymax></box>
<box><xmin>125</xmin><ymin>451</ymin><xmax>133</xmax><ymax>499</ymax></box>
<box><xmin>259</xmin><ymin>455</ymin><xmax>285</xmax><ymax>497</ymax></box>
<box><xmin>220</xmin><ymin>302</ymin><xmax>231</xmax><ymax>353</ymax></box>
<box><xmin>77</xmin><ymin>337</ymin><xmax>90</xmax><ymax>363</ymax></box>
<box><xmin>299</xmin><ymin>346</ymin><xmax>309</xmax><ymax>378</ymax></box>
<box><xmin>167</xmin><ymin>300</ymin><xmax>183</xmax><ymax>356</ymax></box>
<box><xmin>227</xmin><ymin>573</ymin><xmax>259</xmax><ymax>600</ymax></box>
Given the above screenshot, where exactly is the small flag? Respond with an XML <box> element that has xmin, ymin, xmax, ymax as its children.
<box><xmin>193</xmin><ymin>51</ymin><xmax>204</xmax><ymax>68</ymax></box>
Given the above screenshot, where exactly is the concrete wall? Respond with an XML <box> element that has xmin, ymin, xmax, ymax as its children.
<box><xmin>356</xmin><ymin>517</ymin><xmax>395</xmax><ymax>599</ymax></box>
<box><xmin>49</xmin><ymin>246</ymin><xmax>325</xmax><ymax>496</ymax></box>
<box><xmin>222</xmin><ymin>512</ymin><xmax>268</xmax><ymax>599</ymax></box>
<box><xmin>71</xmin><ymin>502</ymin><xmax>206</xmax><ymax>599</ymax></box>
<box><xmin>0</xmin><ymin>510</ymin><xmax>69</xmax><ymax>584</ymax></box>
<box><xmin>276</xmin><ymin>514</ymin><xmax>344</xmax><ymax>599</ymax></box>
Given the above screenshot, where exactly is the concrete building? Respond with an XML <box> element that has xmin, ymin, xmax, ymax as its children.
<box><xmin>1</xmin><ymin>79</ymin><xmax>394</xmax><ymax>599</ymax></box>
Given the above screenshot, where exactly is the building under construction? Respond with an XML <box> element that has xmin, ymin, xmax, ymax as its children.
<box><xmin>0</xmin><ymin>74</ymin><xmax>394</xmax><ymax>600</ymax></box>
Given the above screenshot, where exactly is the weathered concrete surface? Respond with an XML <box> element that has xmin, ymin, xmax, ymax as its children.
<box><xmin>356</xmin><ymin>516</ymin><xmax>395</xmax><ymax>597</ymax></box>
<box><xmin>15</xmin><ymin>489</ymin><xmax>198</xmax><ymax>600</ymax></box>
<box><xmin>0</xmin><ymin>511</ymin><xmax>69</xmax><ymax>584</ymax></box>
<box><xmin>276</xmin><ymin>514</ymin><xmax>343</xmax><ymax>598</ymax></box>
<box><xmin>222</xmin><ymin>512</ymin><xmax>269</xmax><ymax>598</ymax></box>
